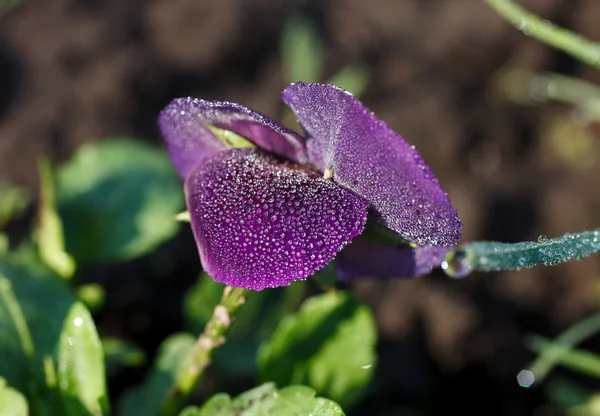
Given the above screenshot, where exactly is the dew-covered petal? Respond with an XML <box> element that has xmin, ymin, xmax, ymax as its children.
<box><xmin>282</xmin><ymin>82</ymin><xmax>461</xmax><ymax>247</ymax></box>
<box><xmin>158</xmin><ymin>98</ymin><xmax>227</xmax><ymax>178</ymax></box>
<box><xmin>337</xmin><ymin>236</ymin><xmax>450</xmax><ymax>280</ymax></box>
<box><xmin>159</xmin><ymin>97</ymin><xmax>308</xmax><ymax>178</ymax></box>
<box><xmin>185</xmin><ymin>148</ymin><xmax>368</xmax><ymax>290</ymax></box>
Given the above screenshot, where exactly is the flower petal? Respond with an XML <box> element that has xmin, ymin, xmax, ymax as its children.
<box><xmin>158</xmin><ymin>98</ymin><xmax>227</xmax><ymax>178</ymax></box>
<box><xmin>185</xmin><ymin>148</ymin><xmax>368</xmax><ymax>290</ymax></box>
<box><xmin>281</xmin><ymin>82</ymin><xmax>461</xmax><ymax>247</ymax></box>
<box><xmin>336</xmin><ymin>236</ymin><xmax>450</xmax><ymax>280</ymax></box>
<box><xmin>158</xmin><ymin>97</ymin><xmax>308</xmax><ymax>178</ymax></box>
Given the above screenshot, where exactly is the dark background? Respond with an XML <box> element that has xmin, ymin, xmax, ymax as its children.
<box><xmin>2</xmin><ymin>0</ymin><xmax>600</xmax><ymax>415</ymax></box>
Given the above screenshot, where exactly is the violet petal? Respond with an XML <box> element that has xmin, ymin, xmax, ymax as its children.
<box><xmin>337</xmin><ymin>236</ymin><xmax>450</xmax><ymax>280</ymax></box>
<box><xmin>282</xmin><ymin>82</ymin><xmax>461</xmax><ymax>247</ymax></box>
<box><xmin>185</xmin><ymin>148</ymin><xmax>368</xmax><ymax>290</ymax></box>
<box><xmin>159</xmin><ymin>97</ymin><xmax>308</xmax><ymax>178</ymax></box>
<box><xmin>158</xmin><ymin>98</ymin><xmax>227</xmax><ymax>178</ymax></box>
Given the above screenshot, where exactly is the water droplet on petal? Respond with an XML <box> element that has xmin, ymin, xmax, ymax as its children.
<box><xmin>537</xmin><ymin>234</ymin><xmax>548</xmax><ymax>242</ymax></box>
<box><xmin>441</xmin><ymin>248</ymin><xmax>472</xmax><ymax>278</ymax></box>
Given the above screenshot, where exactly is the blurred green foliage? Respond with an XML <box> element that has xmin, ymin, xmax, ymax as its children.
<box><xmin>57</xmin><ymin>139</ymin><xmax>184</xmax><ymax>264</ymax></box>
<box><xmin>258</xmin><ymin>291</ymin><xmax>376</xmax><ymax>408</ymax></box>
<box><xmin>180</xmin><ymin>383</ymin><xmax>345</xmax><ymax>416</ymax></box>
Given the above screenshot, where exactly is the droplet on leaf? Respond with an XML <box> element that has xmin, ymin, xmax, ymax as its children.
<box><xmin>441</xmin><ymin>248</ymin><xmax>472</xmax><ymax>279</ymax></box>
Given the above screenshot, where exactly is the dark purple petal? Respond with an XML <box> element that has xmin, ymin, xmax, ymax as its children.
<box><xmin>337</xmin><ymin>236</ymin><xmax>450</xmax><ymax>280</ymax></box>
<box><xmin>185</xmin><ymin>148</ymin><xmax>368</xmax><ymax>290</ymax></box>
<box><xmin>159</xmin><ymin>97</ymin><xmax>308</xmax><ymax>178</ymax></box>
<box><xmin>281</xmin><ymin>82</ymin><xmax>461</xmax><ymax>247</ymax></box>
<box><xmin>158</xmin><ymin>98</ymin><xmax>227</xmax><ymax>178</ymax></box>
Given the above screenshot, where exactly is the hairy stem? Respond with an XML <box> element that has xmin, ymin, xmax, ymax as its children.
<box><xmin>484</xmin><ymin>0</ymin><xmax>600</xmax><ymax>70</ymax></box>
<box><xmin>159</xmin><ymin>285</ymin><xmax>248</xmax><ymax>416</ymax></box>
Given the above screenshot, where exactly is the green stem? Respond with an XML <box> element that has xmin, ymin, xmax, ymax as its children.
<box><xmin>159</xmin><ymin>285</ymin><xmax>248</xmax><ymax>416</ymax></box>
<box><xmin>484</xmin><ymin>0</ymin><xmax>600</xmax><ymax>70</ymax></box>
<box><xmin>525</xmin><ymin>310</ymin><xmax>600</xmax><ymax>384</ymax></box>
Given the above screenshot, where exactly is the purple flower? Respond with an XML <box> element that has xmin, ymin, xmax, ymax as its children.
<box><xmin>158</xmin><ymin>83</ymin><xmax>461</xmax><ymax>290</ymax></box>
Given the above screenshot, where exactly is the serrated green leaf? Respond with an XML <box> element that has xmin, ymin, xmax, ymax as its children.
<box><xmin>0</xmin><ymin>181</ymin><xmax>29</xmax><ymax>229</ymax></box>
<box><xmin>102</xmin><ymin>337</ymin><xmax>146</xmax><ymax>377</ymax></box>
<box><xmin>35</xmin><ymin>157</ymin><xmax>76</xmax><ymax>279</ymax></box>
<box><xmin>57</xmin><ymin>301</ymin><xmax>108</xmax><ymax>416</ymax></box>
<box><xmin>57</xmin><ymin>139</ymin><xmax>184</xmax><ymax>264</ymax></box>
<box><xmin>118</xmin><ymin>333</ymin><xmax>195</xmax><ymax>416</ymax></box>
<box><xmin>448</xmin><ymin>228</ymin><xmax>600</xmax><ymax>275</ymax></box>
<box><xmin>0</xmin><ymin>258</ymin><xmax>76</xmax><ymax>395</ymax></box>
<box><xmin>258</xmin><ymin>292</ymin><xmax>376</xmax><ymax>408</ymax></box>
<box><xmin>281</xmin><ymin>14</ymin><xmax>324</xmax><ymax>83</ymax></box>
<box><xmin>192</xmin><ymin>383</ymin><xmax>345</xmax><ymax>416</ymax></box>
<box><xmin>0</xmin><ymin>377</ymin><xmax>29</xmax><ymax>416</ymax></box>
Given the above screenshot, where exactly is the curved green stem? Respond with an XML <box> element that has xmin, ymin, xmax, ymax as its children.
<box><xmin>159</xmin><ymin>285</ymin><xmax>248</xmax><ymax>416</ymax></box>
<box><xmin>526</xmin><ymin>310</ymin><xmax>600</xmax><ymax>384</ymax></box>
<box><xmin>484</xmin><ymin>0</ymin><xmax>600</xmax><ymax>70</ymax></box>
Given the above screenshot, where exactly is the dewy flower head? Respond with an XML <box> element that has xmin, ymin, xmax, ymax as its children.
<box><xmin>158</xmin><ymin>83</ymin><xmax>461</xmax><ymax>290</ymax></box>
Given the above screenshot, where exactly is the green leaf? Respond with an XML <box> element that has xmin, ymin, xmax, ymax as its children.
<box><xmin>484</xmin><ymin>0</ymin><xmax>600</xmax><ymax>69</ymax></box>
<box><xmin>0</xmin><ymin>378</ymin><xmax>29</xmax><ymax>416</ymax></box>
<box><xmin>118</xmin><ymin>333</ymin><xmax>195</xmax><ymax>416</ymax></box>
<box><xmin>102</xmin><ymin>337</ymin><xmax>146</xmax><ymax>377</ymax></box>
<box><xmin>187</xmin><ymin>383</ymin><xmax>345</xmax><ymax>416</ymax></box>
<box><xmin>57</xmin><ymin>302</ymin><xmax>108</xmax><ymax>416</ymax></box>
<box><xmin>0</xmin><ymin>181</ymin><xmax>29</xmax><ymax>229</ymax></box>
<box><xmin>258</xmin><ymin>292</ymin><xmax>376</xmax><ymax>408</ymax></box>
<box><xmin>281</xmin><ymin>14</ymin><xmax>324</xmax><ymax>83</ymax></box>
<box><xmin>326</xmin><ymin>65</ymin><xmax>369</xmax><ymax>98</ymax></box>
<box><xmin>57</xmin><ymin>139</ymin><xmax>184</xmax><ymax>264</ymax></box>
<box><xmin>446</xmin><ymin>228</ymin><xmax>600</xmax><ymax>276</ymax></box>
<box><xmin>35</xmin><ymin>157</ymin><xmax>76</xmax><ymax>279</ymax></box>
<box><xmin>0</xmin><ymin>257</ymin><xmax>77</xmax><ymax>395</ymax></box>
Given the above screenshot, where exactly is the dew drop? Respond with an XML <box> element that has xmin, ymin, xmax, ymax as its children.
<box><xmin>517</xmin><ymin>369</ymin><xmax>535</xmax><ymax>388</ymax></box>
<box><xmin>537</xmin><ymin>234</ymin><xmax>548</xmax><ymax>242</ymax></box>
<box><xmin>73</xmin><ymin>317</ymin><xmax>83</xmax><ymax>327</ymax></box>
<box><xmin>441</xmin><ymin>248</ymin><xmax>472</xmax><ymax>278</ymax></box>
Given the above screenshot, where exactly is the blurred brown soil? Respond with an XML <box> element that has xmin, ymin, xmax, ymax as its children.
<box><xmin>2</xmin><ymin>0</ymin><xmax>600</xmax><ymax>415</ymax></box>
